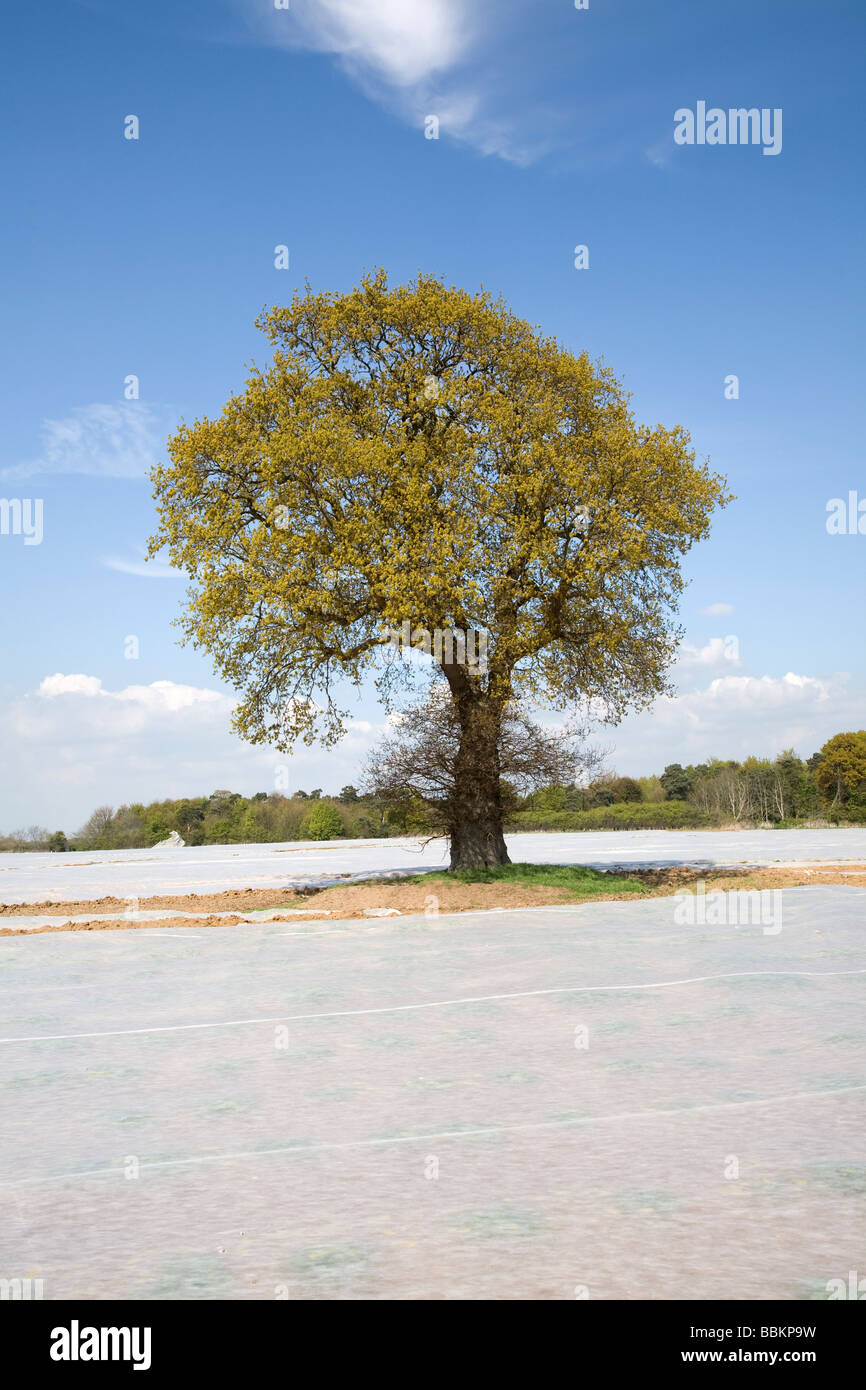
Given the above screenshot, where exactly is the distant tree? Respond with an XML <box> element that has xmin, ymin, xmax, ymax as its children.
<box><xmin>636</xmin><ymin>775</ymin><xmax>665</xmax><ymax>803</ymax></box>
<box><xmin>207</xmin><ymin>789</ymin><xmax>240</xmax><ymax>811</ymax></box>
<box><xmin>146</xmin><ymin>814</ymin><xmax>171</xmax><ymax>842</ymax></box>
<box><xmin>563</xmin><ymin>783</ymin><xmax>589</xmax><ymax>811</ymax></box>
<box><xmin>47</xmin><ymin>831</ymin><xmax>69</xmax><ymax>852</ymax></box>
<box><xmin>252</xmin><ymin>791</ymin><xmax>268</xmax><ymax>801</ymax></box>
<box><xmin>659</xmin><ymin>764</ymin><xmax>694</xmax><ymax>801</ymax></box>
<box><xmin>77</xmin><ymin>805</ymin><xmax>115</xmax><ymax>843</ymax></box>
<box><xmin>711</xmin><ymin>765</ymin><xmax>752</xmax><ymax>822</ymax></box>
<box><xmin>173</xmin><ymin>798</ymin><xmax>206</xmax><ymax>837</ymax></box>
<box><xmin>584</xmin><ymin>774</ymin><xmax>621</xmax><ymax>807</ymax></box>
<box><xmin>300</xmin><ymin>801</ymin><xmax>345</xmax><ymax>841</ymax></box>
<box><xmin>610</xmin><ymin>776</ymin><xmax>643</xmax><ymax>803</ymax></box>
<box><xmin>772</xmin><ymin>749</ymin><xmax>810</xmax><ymax>820</ymax></box>
<box><xmin>530</xmin><ymin>785</ymin><xmax>570</xmax><ymax>813</ymax></box>
<box><xmin>308</xmin><ymin>789</ymin><xmax>322</xmax><ymax>800</ymax></box>
<box><xmin>108</xmin><ymin>805</ymin><xmax>148</xmax><ymax>849</ymax></box>
<box><xmin>339</xmin><ymin>785</ymin><xmax>360</xmax><ymax>803</ymax></box>
<box><xmin>815</xmin><ymin>731</ymin><xmax>866</xmax><ymax>807</ymax></box>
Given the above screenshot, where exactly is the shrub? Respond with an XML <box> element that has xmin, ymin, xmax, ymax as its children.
<box><xmin>299</xmin><ymin>801</ymin><xmax>346</xmax><ymax>841</ymax></box>
<box><xmin>828</xmin><ymin>803</ymin><xmax>866</xmax><ymax>825</ymax></box>
<box><xmin>507</xmin><ymin>800</ymin><xmax>709</xmax><ymax>831</ymax></box>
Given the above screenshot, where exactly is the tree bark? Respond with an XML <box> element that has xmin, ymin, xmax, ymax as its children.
<box><xmin>449</xmin><ymin>811</ymin><xmax>510</xmax><ymax>870</ymax></box>
<box><xmin>447</xmin><ymin>693</ymin><xmax>511</xmax><ymax>870</ymax></box>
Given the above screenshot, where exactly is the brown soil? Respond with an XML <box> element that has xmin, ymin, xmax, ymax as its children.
<box><xmin>0</xmin><ymin>887</ymin><xmax>307</xmax><ymax>917</ymax></box>
<box><xmin>617</xmin><ymin>863</ymin><xmax>866</xmax><ymax>889</ymax></box>
<box><xmin>307</xmin><ymin>879</ymin><xmax>602</xmax><ymax>914</ymax></box>
<box><xmin>1</xmin><ymin>864</ymin><xmax>864</xmax><ymax>937</ymax></box>
<box><xmin>0</xmin><ymin>915</ymin><xmax>255</xmax><ymax>937</ymax></box>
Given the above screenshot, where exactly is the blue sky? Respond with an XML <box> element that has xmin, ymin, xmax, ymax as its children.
<box><xmin>1</xmin><ymin>0</ymin><xmax>864</xmax><ymax>831</ymax></box>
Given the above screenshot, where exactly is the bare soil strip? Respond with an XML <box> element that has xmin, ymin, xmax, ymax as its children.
<box><xmin>1</xmin><ymin>865</ymin><xmax>864</xmax><ymax>936</ymax></box>
<box><xmin>0</xmin><ymin>888</ymin><xmax>309</xmax><ymax>917</ymax></box>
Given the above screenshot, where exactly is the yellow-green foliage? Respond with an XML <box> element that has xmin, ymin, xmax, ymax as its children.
<box><xmin>815</xmin><ymin>731</ymin><xmax>866</xmax><ymax>807</ymax></box>
<box><xmin>636</xmin><ymin>775</ymin><xmax>666</xmax><ymax>803</ymax></box>
<box><xmin>149</xmin><ymin>271</ymin><xmax>731</xmax><ymax>753</ymax></box>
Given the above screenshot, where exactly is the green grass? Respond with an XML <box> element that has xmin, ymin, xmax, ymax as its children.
<box><xmin>375</xmin><ymin>862</ymin><xmax>649</xmax><ymax>897</ymax></box>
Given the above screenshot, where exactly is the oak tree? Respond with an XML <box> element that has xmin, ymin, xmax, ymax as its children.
<box><xmin>150</xmin><ymin>271</ymin><xmax>730</xmax><ymax>868</ymax></box>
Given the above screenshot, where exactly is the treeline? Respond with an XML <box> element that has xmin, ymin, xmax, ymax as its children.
<box><xmin>0</xmin><ymin>786</ymin><xmax>403</xmax><ymax>853</ymax></box>
<box><xmin>515</xmin><ymin>732</ymin><xmax>866</xmax><ymax>831</ymax></box>
<box><xmin>3</xmin><ymin>731</ymin><xmax>865</xmax><ymax>851</ymax></box>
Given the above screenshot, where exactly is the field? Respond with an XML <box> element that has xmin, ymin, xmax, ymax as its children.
<box><xmin>1</xmin><ymin>830</ymin><xmax>865</xmax><ymax>1300</ymax></box>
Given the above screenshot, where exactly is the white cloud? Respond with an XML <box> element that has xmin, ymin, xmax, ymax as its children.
<box><xmin>17</xmin><ymin>676</ymin><xmax>238</xmax><ymax>751</ymax></box>
<box><xmin>700</xmin><ymin>602</ymin><xmax>735</xmax><ymax>617</ymax></box>
<box><xmin>0</xmin><ymin>675</ymin><xmax>387</xmax><ymax>831</ymax></box>
<box><xmin>676</xmin><ymin>637</ymin><xmax>741</xmax><ymax>670</ymax></box>
<box><xmin>604</xmin><ymin>671</ymin><xmax>860</xmax><ymax>773</ymax></box>
<box><xmin>1</xmin><ymin>403</ymin><xmax>172</xmax><ymax>480</ymax></box>
<box><xmin>37</xmin><ymin>674</ymin><xmax>232</xmax><ymax>713</ymax></box>
<box><xmin>245</xmin><ymin>0</ymin><xmax>559</xmax><ymax>164</ymax></box>
<box><xmin>286</xmin><ymin>0</ymin><xmax>471</xmax><ymax>87</ymax></box>
<box><xmin>39</xmin><ymin>674</ymin><xmax>105</xmax><ymax>698</ymax></box>
<box><xmin>657</xmin><ymin>672</ymin><xmax>834</xmax><ymax>728</ymax></box>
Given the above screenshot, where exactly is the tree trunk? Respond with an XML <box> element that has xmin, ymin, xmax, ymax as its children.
<box><xmin>449</xmin><ymin>808</ymin><xmax>510</xmax><ymax>870</ymax></box>
<box><xmin>447</xmin><ymin>694</ymin><xmax>511</xmax><ymax>870</ymax></box>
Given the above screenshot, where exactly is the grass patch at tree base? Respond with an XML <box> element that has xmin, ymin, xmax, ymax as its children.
<box><xmin>403</xmin><ymin>862</ymin><xmax>649</xmax><ymax>897</ymax></box>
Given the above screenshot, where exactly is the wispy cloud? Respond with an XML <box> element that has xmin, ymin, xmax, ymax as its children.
<box><xmin>1</xmin><ymin>402</ymin><xmax>173</xmax><ymax>480</ymax></box>
<box><xmin>102</xmin><ymin>548</ymin><xmax>183</xmax><ymax>580</ymax></box>
<box><xmin>644</xmin><ymin>135</ymin><xmax>674</xmax><ymax>170</ymax></box>
<box><xmin>242</xmin><ymin>0</ymin><xmax>562</xmax><ymax>164</ymax></box>
<box><xmin>700</xmin><ymin>602</ymin><xmax>735</xmax><ymax>617</ymax></box>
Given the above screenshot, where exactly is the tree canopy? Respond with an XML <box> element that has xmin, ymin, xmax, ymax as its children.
<box><xmin>150</xmin><ymin>271</ymin><xmax>731</xmax><ymax>866</ymax></box>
